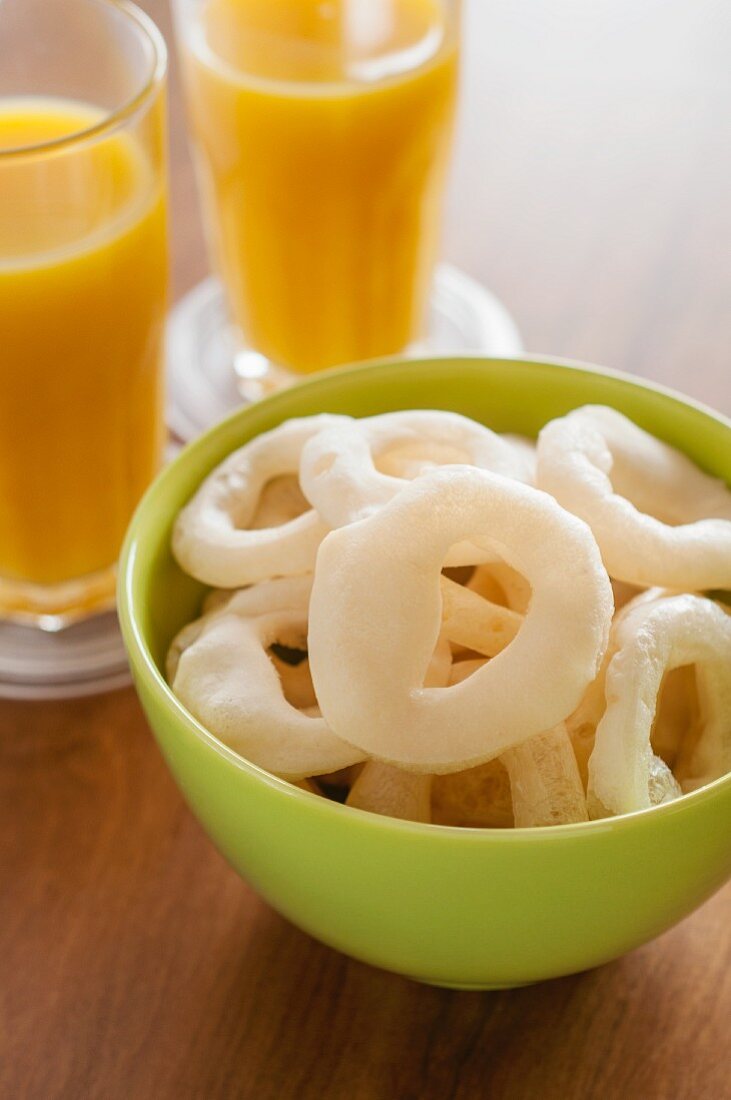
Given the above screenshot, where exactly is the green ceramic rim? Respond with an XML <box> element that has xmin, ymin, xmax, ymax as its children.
<box><xmin>118</xmin><ymin>353</ymin><xmax>731</xmax><ymax>841</ymax></box>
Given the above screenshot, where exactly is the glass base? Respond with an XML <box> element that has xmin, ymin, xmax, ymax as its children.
<box><xmin>0</xmin><ymin>566</ymin><xmax>130</xmax><ymax>700</ymax></box>
<box><xmin>0</xmin><ymin>565</ymin><xmax>117</xmax><ymax>630</ymax></box>
<box><xmin>166</xmin><ymin>263</ymin><xmax>524</xmax><ymax>442</ymax></box>
<box><xmin>0</xmin><ymin>610</ymin><xmax>131</xmax><ymax>700</ymax></box>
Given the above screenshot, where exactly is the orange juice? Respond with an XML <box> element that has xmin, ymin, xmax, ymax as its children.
<box><xmin>0</xmin><ymin>99</ymin><xmax>167</xmax><ymax>604</ymax></box>
<box><xmin>181</xmin><ymin>0</ymin><xmax>458</xmax><ymax>373</ymax></box>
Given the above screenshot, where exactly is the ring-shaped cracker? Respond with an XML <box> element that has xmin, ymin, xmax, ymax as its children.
<box><xmin>172</xmin><ymin>604</ymin><xmax>365</xmax><ymax>779</ymax></box>
<box><xmin>536</xmin><ymin>405</ymin><xmax>731</xmax><ymax>588</ymax></box>
<box><xmin>300</xmin><ymin>410</ymin><xmax>532</xmax><ymax>531</ymax></box>
<box><xmin>588</xmin><ymin>593</ymin><xmax>731</xmax><ymax>816</ymax></box>
<box><xmin>343</xmin><ymin>635</ymin><xmax>451</xmax><ymax>822</ymax></box>
<box><xmin>447</xmin><ymin>613</ymin><xmax>587</xmax><ymax>826</ymax></box>
<box><xmin>172</xmin><ymin>415</ymin><xmax>349</xmax><ymax>587</ymax></box>
<box><xmin>309</xmin><ymin>466</ymin><xmax>613</xmax><ymax>772</ymax></box>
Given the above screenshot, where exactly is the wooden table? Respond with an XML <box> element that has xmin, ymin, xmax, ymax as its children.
<box><xmin>3</xmin><ymin>2</ymin><xmax>730</xmax><ymax>1096</ymax></box>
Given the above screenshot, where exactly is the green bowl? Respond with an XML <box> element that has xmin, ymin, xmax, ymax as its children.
<box><xmin>118</xmin><ymin>356</ymin><xmax>731</xmax><ymax>989</ymax></box>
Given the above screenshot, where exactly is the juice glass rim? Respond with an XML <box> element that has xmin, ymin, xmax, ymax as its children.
<box><xmin>0</xmin><ymin>0</ymin><xmax>167</xmax><ymax>160</ymax></box>
<box><xmin>175</xmin><ymin>0</ymin><xmax>460</xmax><ymax>99</ymax></box>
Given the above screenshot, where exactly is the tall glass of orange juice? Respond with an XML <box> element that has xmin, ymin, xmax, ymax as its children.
<box><xmin>0</xmin><ymin>0</ymin><xmax>168</xmax><ymax>627</ymax></box>
<box><xmin>173</xmin><ymin>0</ymin><xmax>459</xmax><ymax>392</ymax></box>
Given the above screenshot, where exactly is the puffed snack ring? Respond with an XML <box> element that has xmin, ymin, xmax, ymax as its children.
<box><xmin>299</xmin><ymin>409</ymin><xmax>532</xmax><ymax>529</ymax></box>
<box><xmin>536</xmin><ymin>405</ymin><xmax>731</xmax><ymax>589</ymax></box>
<box><xmin>170</xmin><ymin>579</ymin><xmax>365</xmax><ymax>779</ymax></box>
<box><xmin>308</xmin><ymin>466</ymin><xmax>613</xmax><ymax>773</ymax></box>
<box><xmin>588</xmin><ymin>593</ymin><xmax>731</xmax><ymax>817</ymax></box>
<box><xmin>344</xmin><ymin>634</ymin><xmax>452</xmax><ymax>822</ymax></box>
<box><xmin>172</xmin><ymin>415</ymin><xmax>350</xmax><ymax>587</ymax></box>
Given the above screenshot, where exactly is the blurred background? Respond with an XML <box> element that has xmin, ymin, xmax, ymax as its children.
<box><xmin>146</xmin><ymin>0</ymin><xmax>731</xmax><ymax>410</ymax></box>
<box><xmin>3</xmin><ymin>4</ymin><xmax>730</xmax><ymax>1093</ymax></box>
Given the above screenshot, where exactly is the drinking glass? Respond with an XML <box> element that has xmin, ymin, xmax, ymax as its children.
<box><xmin>0</xmin><ymin>0</ymin><xmax>168</xmax><ymax>628</ymax></box>
<box><xmin>172</xmin><ymin>0</ymin><xmax>460</xmax><ymax>398</ymax></box>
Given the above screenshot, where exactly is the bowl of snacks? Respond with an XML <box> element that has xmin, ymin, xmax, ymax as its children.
<box><xmin>119</xmin><ymin>355</ymin><xmax>731</xmax><ymax>989</ymax></box>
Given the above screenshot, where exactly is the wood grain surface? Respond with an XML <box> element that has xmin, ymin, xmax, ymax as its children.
<box><xmin>2</xmin><ymin>2</ymin><xmax>730</xmax><ymax>1098</ymax></box>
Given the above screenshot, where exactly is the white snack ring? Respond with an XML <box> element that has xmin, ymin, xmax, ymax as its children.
<box><xmin>446</xmin><ymin>604</ymin><xmax>586</xmax><ymax>826</ymax></box>
<box><xmin>566</xmin><ymin>586</ymin><xmax>685</xmax><ymax>784</ymax></box>
<box><xmin>166</xmin><ymin>575</ymin><xmax>313</xmax><ymax>683</ymax></box>
<box><xmin>646</xmin><ymin>756</ymin><xmax>683</xmax><ymax>807</ymax></box>
<box><xmin>501</xmin><ymin>434</ymin><xmax>537</xmax><ymax>485</ymax></box>
<box><xmin>502</xmin><ymin>724</ymin><xmax>588</xmax><ymax>828</ymax></box>
<box><xmin>300</xmin><ymin>409</ymin><xmax>532</xmax><ymax>532</ymax></box>
<box><xmin>167</xmin><ymin>580</ymin><xmax>362</xmax><ymax>778</ymax></box>
<box><xmin>172</xmin><ymin>415</ymin><xmax>349</xmax><ymax>587</ymax></box>
<box><xmin>309</xmin><ymin>466</ymin><xmax>613</xmax><ymax>773</ymax></box>
<box><xmin>344</xmin><ymin>634</ymin><xmax>451</xmax><ymax>822</ymax></box>
<box><xmin>440</xmin><ymin>575</ymin><xmax>522</xmax><ymax>657</ymax></box>
<box><xmin>588</xmin><ymin>593</ymin><xmax>731</xmax><ymax>816</ymax></box>
<box><xmin>431</xmin><ymin>668</ymin><xmax>513</xmax><ymax>829</ymax></box>
<box><xmin>347</xmin><ymin>763</ymin><xmax>433</xmax><ymax>823</ymax></box>
<box><xmin>468</xmin><ymin>562</ymin><xmax>532</xmax><ymax>614</ymax></box>
<box><xmin>431</xmin><ymin>758</ymin><xmax>514</xmax><ymax>828</ymax></box>
<box><xmin>536</xmin><ymin>405</ymin><xmax>731</xmax><ymax>588</ymax></box>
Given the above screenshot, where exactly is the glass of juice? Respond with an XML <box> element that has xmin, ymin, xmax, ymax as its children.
<box><xmin>172</xmin><ymin>0</ymin><xmax>459</xmax><ymax>399</ymax></box>
<box><xmin>0</xmin><ymin>0</ymin><xmax>168</xmax><ymax>629</ymax></box>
